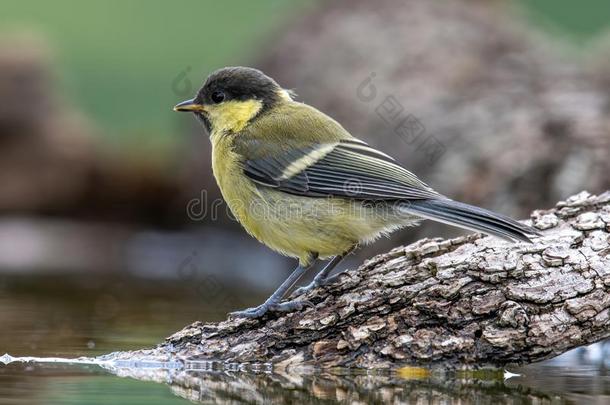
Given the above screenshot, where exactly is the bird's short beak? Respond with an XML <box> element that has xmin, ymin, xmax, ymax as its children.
<box><xmin>173</xmin><ymin>99</ymin><xmax>206</xmax><ymax>112</ymax></box>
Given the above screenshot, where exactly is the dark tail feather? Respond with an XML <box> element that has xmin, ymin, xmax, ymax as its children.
<box><xmin>403</xmin><ymin>198</ymin><xmax>541</xmax><ymax>243</ymax></box>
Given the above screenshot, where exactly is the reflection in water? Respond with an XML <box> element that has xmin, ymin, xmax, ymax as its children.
<box><xmin>97</xmin><ymin>358</ymin><xmax>608</xmax><ymax>404</ymax></box>
<box><xmin>0</xmin><ymin>356</ymin><xmax>610</xmax><ymax>405</ymax></box>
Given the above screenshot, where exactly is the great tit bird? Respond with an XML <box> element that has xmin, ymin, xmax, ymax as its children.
<box><xmin>174</xmin><ymin>66</ymin><xmax>540</xmax><ymax>318</ymax></box>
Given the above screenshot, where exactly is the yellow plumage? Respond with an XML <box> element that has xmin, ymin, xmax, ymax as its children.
<box><xmin>210</xmin><ymin>101</ymin><xmax>418</xmax><ymax>265</ymax></box>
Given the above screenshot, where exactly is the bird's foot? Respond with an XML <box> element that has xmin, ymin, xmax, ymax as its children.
<box><xmin>229</xmin><ymin>305</ymin><xmax>268</xmax><ymax>319</ymax></box>
<box><xmin>291</xmin><ymin>280</ymin><xmax>320</xmax><ymax>298</ymax></box>
<box><xmin>229</xmin><ymin>298</ymin><xmax>313</xmax><ymax>319</ymax></box>
<box><xmin>291</xmin><ymin>271</ymin><xmax>343</xmax><ymax>298</ymax></box>
<box><xmin>271</xmin><ymin>299</ymin><xmax>314</xmax><ymax>313</ymax></box>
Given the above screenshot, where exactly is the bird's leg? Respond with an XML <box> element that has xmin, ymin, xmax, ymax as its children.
<box><xmin>289</xmin><ymin>256</ymin><xmax>344</xmax><ymax>297</ymax></box>
<box><xmin>229</xmin><ymin>254</ymin><xmax>317</xmax><ymax>319</ymax></box>
<box><xmin>291</xmin><ymin>245</ymin><xmax>356</xmax><ymax>297</ymax></box>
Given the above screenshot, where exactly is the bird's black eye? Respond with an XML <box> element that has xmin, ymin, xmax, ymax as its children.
<box><xmin>211</xmin><ymin>91</ymin><xmax>225</xmax><ymax>104</ymax></box>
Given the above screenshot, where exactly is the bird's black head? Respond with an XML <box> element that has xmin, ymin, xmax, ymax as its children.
<box><xmin>174</xmin><ymin>67</ymin><xmax>290</xmax><ymax>134</ymax></box>
<box><xmin>197</xmin><ymin>67</ymin><xmax>283</xmax><ymax>109</ymax></box>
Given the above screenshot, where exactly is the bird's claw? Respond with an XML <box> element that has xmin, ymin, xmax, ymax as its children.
<box><xmin>229</xmin><ymin>299</ymin><xmax>314</xmax><ymax>319</ymax></box>
<box><xmin>270</xmin><ymin>299</ymin><xmax>314</xmax><ymax>312</ymax></box>
<box><xmin>290</xmin><ymin>281</ymin><xmax>319</xmax><ymax>298</ymax></box>
<box><xmin>229</xmin><ymin>305</ymin><xmax>268</xmax><ymax>319</ymax></box>
<box><xmin>291</xmin><ymin>271</ymin><xmax>345</xmax><ymax>298</ymax></box>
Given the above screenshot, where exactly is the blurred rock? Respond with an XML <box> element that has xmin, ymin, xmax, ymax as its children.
<box><xmin>0</xmin><ymin>35</ymin><xmax>53</xmax><ymax>138</ymax></box>
<box><xmin>0</xmin><ymin>35</ymin><xmax>184</xmax><ymax>225</ymax></box>
<box><xmin>256</xmin><ymin>0</ymin><xmax>610</xmax><ymax>249</ymax></box>
<box><xmin>0</xmin><ymin>35</ymin><xmax>95</xmax><ymax>212</ymax></box>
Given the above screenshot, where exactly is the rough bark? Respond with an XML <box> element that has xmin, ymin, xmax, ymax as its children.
<box><xmin>109</xmin><ymin>191</ymin><xmax>610</xmax><ymax>369</ymax></box>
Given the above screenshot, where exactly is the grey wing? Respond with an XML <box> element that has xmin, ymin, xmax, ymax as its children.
<box><xmin>243</xmin><ymin>138</ymin><xmax>540</xmax><ymax>243</ymax></box>
<box><xmin>243</xmin><ymin>139</ymin><xmax>442</xmax><ymax>200</ymax></box>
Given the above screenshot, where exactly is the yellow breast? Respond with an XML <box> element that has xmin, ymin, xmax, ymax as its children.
<box><xmin>207</xmin><ymin>101</ymin><xmax>413</xmax><ymax>263</ymax></box>
<box><xmin>210</xmin><ymin>133</ymin><xmax>387</xmax><ymax>263</ymax></box>
<box><xmin>210</xmin><ymin>133</ymin><xmax>259</xmax><ymax>230</ymax></box>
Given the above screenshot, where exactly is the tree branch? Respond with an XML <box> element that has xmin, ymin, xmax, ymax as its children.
<box><xmin>110</xmin><ymin>191</ymin><xmax>610</xmax><ymax>369</ymax></box>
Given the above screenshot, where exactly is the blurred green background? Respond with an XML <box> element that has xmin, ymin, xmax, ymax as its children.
<box><xmin>1</xmin><ymin>0</ymin><xmax>608</xmax><ymax>141</ymax></box>
<box><xmin>0</xmin><ymin>0</ymin><xmax>313</xmax><ymax>140</ymax></box>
